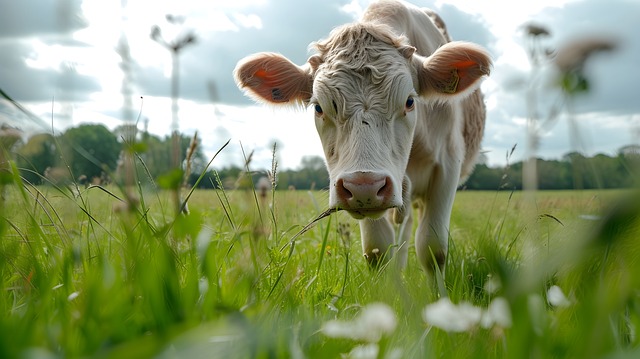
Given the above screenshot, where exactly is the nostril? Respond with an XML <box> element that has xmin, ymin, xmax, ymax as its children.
<box><xmin>377</xmin><ymin>178</ymin><xmax>388</xmax><ymax>196</ymax></box>
<box><xmin>377</xmin><ymin>176</ymin><xmax>393</xmax><ymax>199</ymax></box>
<box><xmin>336</xmin><ymin>178</ymin><xmax>353</xmax><ymax>200</ymax></box>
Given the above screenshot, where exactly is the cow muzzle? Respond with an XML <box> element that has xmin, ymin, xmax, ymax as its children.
<box><xmin>332</xmin><ymin>171</ymin><xmax>400</xmax><ymax>219</ymax></box>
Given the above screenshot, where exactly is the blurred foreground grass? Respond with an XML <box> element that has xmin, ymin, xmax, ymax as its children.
<box><xmin>1</xmin><ymin>181</ymin><xmax>639</xmax><ymax>358</ymax></box>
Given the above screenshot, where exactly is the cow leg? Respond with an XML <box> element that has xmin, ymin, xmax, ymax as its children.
<box><xmin>390</xmin><ymin>206</ymin><xmax>412</xmax><ymax>269</ymax></box>
<box><xmin>415</xmin><ymin>164</ymin><xmax>460</xmax><ymax>275</ymax></box>
<box><xmin>389</xmin><ymin>175</ymin><xmax>413</xmax><ymax>269</ymax></box>
<box><xmin>359</xmin><ymin>217</ymin><xmax>395</xmax><ymax>268</ymax></box>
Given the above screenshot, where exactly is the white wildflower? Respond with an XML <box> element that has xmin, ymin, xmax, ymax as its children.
<box><xmin>547</xmin><ymin>285</ymin><xmax>571</xmax><ymax>307</ymax></box>
<box><xmin>481</xmin><ymin>297</ymin><xmax>512</xmax><ymax>328</ymax></box>
<box><xmin>199</xmin><ymin>277</ymin><xmax>209</xmax><ymax>296</ymax></box>
<box><xmin>322</xmin><ymin>302</ymin><xmax>397</xmax><ymax>342</ymax></box>
<box><xmin>346</xmin><ymin>344</ymin><xmax>403</xmax><ymax>359</ymax></box>
<box><xmin>484</xmin><ymin>275</ymin><xmax>502</xmax><ymax>294</ymax></box>
<box><xmin>196</xmin><ymin>227</ymin><xmax>213</xmax><ymax>258</ymax></box>
<box><xmin>423</xmin><ymin>297</ymin><xmax>482</xmax><ymax>332</ymax></box>
<box><xmin>347</xmin><ymin>344</ymin><xmax>378</xmax><ymax>359</ymax></box>
<box><xmin>67</xmin><ymin>292</ymin><xmax>80</xmax><ymax>302</ymax></box>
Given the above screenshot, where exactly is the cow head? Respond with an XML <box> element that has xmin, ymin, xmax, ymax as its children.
<box><xmin>234</xmin><ymin>23</ymin><xmax>490</xmax><ymax>219</ymax></box>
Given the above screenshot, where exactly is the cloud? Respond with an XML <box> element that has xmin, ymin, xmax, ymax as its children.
<box><xmin>0</xmin><ymin>0</ymin><xmax>99</xmax><ymax>103</ymax></box>
<box><xmin>0</xmin><ymin>0</ymin><xmax>87</xmax><ymax>38</ymax></box>
<box><xmin>0</xmin><ymin>41</ymin><xmax>102</xmax><ymax>103</ymax></box>
<box><xmin>232</xmin><ymin>13</ymin><xmax>263</xmax><ymax>30</ymax></box>
<box><xmin>435</xmin><ymin>3</ymin><xmax>497</xmax><ymax>51</ymax></box>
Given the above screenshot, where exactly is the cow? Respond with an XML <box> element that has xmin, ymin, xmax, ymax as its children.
<box><xmin>234</xmin><ymin>0</ymin><xmax>491</xmax><ymax>275</ymax></box>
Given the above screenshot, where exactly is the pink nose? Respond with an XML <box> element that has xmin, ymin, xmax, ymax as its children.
<box><xmin>335</xmin><ymin>171</ymin><xmax>394</xmax><ymax>210</ymax></box>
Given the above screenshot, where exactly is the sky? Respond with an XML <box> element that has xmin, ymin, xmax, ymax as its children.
<box><xmin>1</xmin><ymin>0</ymin><xmax>639</xmax><ymax>170</ymax></box>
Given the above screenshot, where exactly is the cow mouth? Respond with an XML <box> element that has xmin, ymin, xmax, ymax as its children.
<box><xmin>341</xmin><ymin>207</ymin><xmax>393</xmax><ymax>220</ymax></box>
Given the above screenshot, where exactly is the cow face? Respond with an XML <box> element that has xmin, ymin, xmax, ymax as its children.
<box><xmin>309</xmin><ymin>30</ymin><xmax>418</xmax><ymax>218</ymax></box>
<box><xmin>234</xmin><ymin>23</ymin><xmax>490</xmax><ymax>218</ymax></box>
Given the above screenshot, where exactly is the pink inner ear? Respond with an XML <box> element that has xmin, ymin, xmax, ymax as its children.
<box><xmin>419</xmin><ymin>41</ymin><xmax>492</xmax><ymax>97</ymax></box>
<box><xmin>452</xmin><ymin>60</ymin><xmax>479</xmax><ymax>84</ymax></box>
<box><xmin>452</xmin><ymin>60</ymin><xmax>478</xmax><ymax>69</ymax></box>
<box><xmin>255</xmin><ymin>69</ymin><xmax>268</xmax><ymax>78</ymax></box>
<box><xmin>235</xmin><ymin>52</ymin><xmax>314</xmax><ymax>105</ymax></box>
<box><xmin>254</xmin><ymin>69</ymin><xmax>275</xmax><ymax>86</ymax></box>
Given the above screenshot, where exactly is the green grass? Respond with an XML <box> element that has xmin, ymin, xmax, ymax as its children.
<box><xmin>1</xmin><ymin>171</ymin><xmax>639</xmax><ymax>358</ymax></box>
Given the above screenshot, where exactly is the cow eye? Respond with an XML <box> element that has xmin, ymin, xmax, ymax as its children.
<box><xmin>405</xmin><ymin>97</ymin><xmax>415</xmax><ymax>111</ymax></box>
<box><xmin>314</xmin><ymin>104</ymin><xmax>323</xmax><ymax>115</ymax></box>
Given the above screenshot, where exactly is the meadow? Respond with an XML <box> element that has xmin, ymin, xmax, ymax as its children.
<box><xmin>1</xmin><ymin>169</ymin><xmax>639</xmax><ymax>358</ymax></box>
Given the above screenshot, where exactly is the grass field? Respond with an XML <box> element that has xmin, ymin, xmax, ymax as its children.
<box><xmin>1</xmin><ymin>174</ymin><xmax>639</xmax><ymax>358</ymax></box>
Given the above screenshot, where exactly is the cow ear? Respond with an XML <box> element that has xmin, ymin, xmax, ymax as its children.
<box><xmin>234</xmin><ymin>52</ymin><xmax>313</xmax><ymax>105</ymax></box>
<box><xmin>415</xmin><ymin>41</ymin><xmax>492</xmax><ymax>99</ymax></box>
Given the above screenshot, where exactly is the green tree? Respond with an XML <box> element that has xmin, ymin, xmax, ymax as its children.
<box><xmin>16</xmin><ymin>133</ymin><xmax>57</xmax><ymax>184</ymax></box>
<box><xmin>61</xmin><ymin>124</ymin><xmax>121</xmax><ymax>180</ymax></box>
<box><xmin>463</xmin><ymin>164</ymin><xmax>503</xmax><ymax>190</ymax></box>
<box><xmin>276</xmin><ymin>157</ymin><xmax>327</xmax><ymax>190</ymax></box>
<box><xmin>618</xmin><ymin>145</ymin><xmax>640</xmax><ymax>187</ymax></box>
<box><xmin>537</xmin><ymin>159</ymin><xmax>572</xmax><ymax>189</ymax></box>
<box><xmin>136</xmin><ymin>132</ymin><xmax>205</xmax><ymax>184</ymax></box>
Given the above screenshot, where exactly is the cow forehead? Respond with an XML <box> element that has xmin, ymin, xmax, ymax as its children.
<box><xmin>314</xmin><ymin>22</ymin><xmax>407</xmax><ymax>61</ymax></box>
<box><xmin>311</xmin><ymin>23</ymin><xmax>415</xmax><ymax>115</ymax></box>
<box><xmin>314</xmin><ymin>23</ymin><xmax>409</xmax><ymax>76</ymax></box>
<box><xmin>313</xmin><ymin>69</ymin><xmax>413</xmax><ymax>118</ymax></box>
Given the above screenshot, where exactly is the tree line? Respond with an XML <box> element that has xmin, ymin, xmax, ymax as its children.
<box><xmin>8</xmin><ymin>123</ymin><xmax>639</xmax><ymax>190</ymax></box>
<box><xmin>12</xmin><ymin>123</ymin><xmax>206</xmax><ymax>187</ymax></box>
<box><xmin>464</xmin><ymin>149</ymin><xmax>640</xmax><ymax>190</ymax></box>
<box><xmin>9</xmin><ymin>123</ymin><xmax>327</xmax><ymax>190</ymax></box>
<box><xmin>215</xmin><ymin>149</ymin><xmax>639</xmax><ymax>191</ymax></box>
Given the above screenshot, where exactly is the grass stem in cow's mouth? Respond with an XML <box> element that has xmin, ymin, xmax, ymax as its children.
<box><xmin>346</xmin><ymin>208</ymin><xmax>391</xmax><ymax>220</ymax></box>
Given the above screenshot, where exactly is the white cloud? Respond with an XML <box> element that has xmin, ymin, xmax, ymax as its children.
<box><xmin>232</xmin><ymin>13</ymin><xmax>263</xmax><ymax>30</ymax></box>
<box><xmin>340</xmin><ymin>0</ymin><xmax>366</xmax><ymax>19</ymax></box>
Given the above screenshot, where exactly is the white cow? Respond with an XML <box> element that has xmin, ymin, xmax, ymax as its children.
<box><xmin>234</xmin><ymin>0</ymin><xmax>491</xmax><ymax>274</ymax></box>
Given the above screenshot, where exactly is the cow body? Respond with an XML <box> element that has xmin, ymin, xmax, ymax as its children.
<box><xmin>234</xmin><ymin>0</ymin><xmax>491</xmax><ymax>274</ymax></box>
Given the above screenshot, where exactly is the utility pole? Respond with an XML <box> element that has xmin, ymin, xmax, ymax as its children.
<box><xmin>151</xmin><ymin>15</ymin><xmax>196</xmax><ymax>171</ymax></box>
<box><xmin>151</xmin><ymin>15</ymin><xmax>196</xmax><ymax>214</ymax></box>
